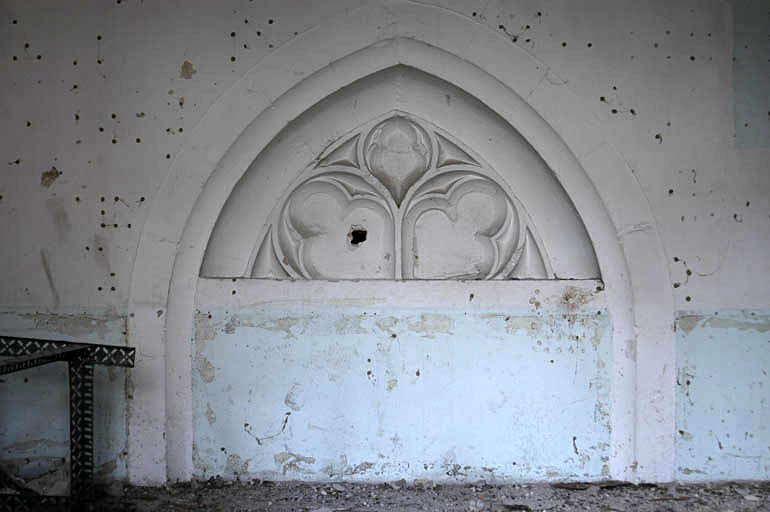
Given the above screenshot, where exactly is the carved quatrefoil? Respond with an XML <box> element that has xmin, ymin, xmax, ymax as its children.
<box><xmin>251</xmin><ymin>114</ymin><xmax>548</xmax><ymax>280</ymax></box>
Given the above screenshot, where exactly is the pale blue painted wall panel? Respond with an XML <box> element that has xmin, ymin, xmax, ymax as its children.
<box><xmin>193</xmin><ymin>306</ymin><xmax>611</xmax><ymax>482</ymax></box>
<box><xmin>675</xmin><ymin>310</ymin><xmax>770</xmax><ymax>480</ymax></box>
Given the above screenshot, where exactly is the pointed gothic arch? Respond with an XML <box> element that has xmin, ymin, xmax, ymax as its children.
<box><xmin>128</xmin><ymin>2</ymin><xmax>672</xmax><ymax>485</ymax></box>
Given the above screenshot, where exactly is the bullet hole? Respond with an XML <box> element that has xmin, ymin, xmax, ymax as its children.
<box><xmin>391</xmin><ymin>333</ymin><xmax>397</xmax><ymax>338</ymax></box>
<box><xmin>685</xmin><ymin>296</ymin><xmax>692</xmax><ymax>302</ymax></box>
<box><xmin>268</xmin><ymin>44</ymin><xmax>274</xmax><ymax>49</ymax></box>
<box><xmin>98</xmin><ymin>246</ymin><xmax>103</xmax><ymax>252</ymax></box>
<box><xmin>366</xmin><ymin>370</ymin><xmax>372</xmax><ymax>375</ymax></box>
<box><xmin>668</xmin><ymin>189</ymin><xmax>674</xmax><ymax>195</ymax></box>
<box><xmin>561</xmin><ymin>42</ymin><xmax>567</xmax><ymax>47</ymax></box>
<box><xmin>12</xmin><ymin>56</ymin><xmax>17</xmax><ymax>61</ymax></box>
<box><xmin>98</xmin><ymin>286</ymin><xmax>103</xmax><ymax>291</ymax></box>
<box><xmin>472</xmin><ymin>11</ymin><xmax>477</xmax><ymax>17</ymax></box>
<box><xmin>12</xmin><ymin>19</ymin><xmax>18</xmax><ymax>24</ymax></box>
<box><xmin>85</xmin><ymin>246</ymin><xmax>90</xmax><ymax>251</ymax></box>
<box><xmin>100</xmin><ymin>196</ymin><xmax>105</xmax><ymax>202</ymax></box>
<box><xmin>268</xmin><ymin>19</ymin><xmax>274</xmax><ymax>24</ymax></box>
<box><xmin>113</xmin><ymin>196</ymin><xmax>119</xmax><ymax>202</ymax></box>
<box><xmin>230</xmin><ymin>56</ymin><xmax>236</xmax><ymax>62</ymax></box>
<box><xmin>244</xmin><ymin>18</ymin><xmax>248</xmax><ymax>24</ymax></box>
<box><xmin>100</xmin><ymin>209</ymin><xmax>106</xmax><ymax>215</ymax></box>
<box><xmin>673</xmin><ymin>257</ymin><xmax>679</xmax><ymax>262</ymax></box>
<box><xmin>690</xmin><ymin>56</ymin><xmax>695</xmax><ymax>61</ymax></box>
<box><xmin>630</xmin><ymin>109</ymin><xmax>636</xmax><ymax>115</ymax></box>
<box><xmin>673</xmin><ymin>282</ymin><xmax>680</xmax><ymax>288</ymax></box>
<box><xmin>611</xmin><ymin>109</ymin><xmax>618</xmax><ymax>114</ymax></box>
<box><xmin>416</xmin><ymin>369</ymin><xmax>421</xmax><ymax>377</ymax></box>
<box><xmin>110</xmin><ymin>286</ymin><xmax>116</xmax><ymax>291</ymax></box>
<box><xmin>98</xmin><ymin>126</ymin><xmax>104</xmax><ymax>132</ymax></box>
<box><xmin>179</xmin><ymin>127</ymin><xmax>183</xmax><ymax>133</ymax></box>
<box><xmin>72</xmin><ymin>84</ymin><xmax>78</xmax><ymax>90</ymax></box>
<box><xmin>666</xmin><ymin>55</ymin><xmax>671</xmax><ymax>60</ymax></box>
<box><xmin>230</xmin><ymin>31</ymin><xmax>236</xmax><ymax>37</ymax></box>
<box><xmin>166</xmin><ymin>154</ymin><xmax>171</xmax><ymax>159</ymax></box>
<box><xmin>231</xmin><ymin>290</ymin><xmax>236</xmax><ymax>295</ymax></box>
<box><xmin>734</xmin><ymin>213</ymin><xmax>743</xmax><ymax>223</ymax></box>
<box><xmin>75</xmin><ymin>196</ymin><xmax>80</xmax><ymax>202</ymax></box>
<box><xmin>26</xmin><ymin>121</ymin><xmax>31</xmax><ymax>127</ymax></box>
<box><xmin>746</xmin><ymin>201</ymin><xmax>750</xmax><ymax>207</ymax></box>
<box><xmin>348</xmin><ymin>226</ymin><xmax>367</xmax><ymax>246</ymax></box>
<box><xmin>101</xmin><ymin>222</ymin><xmax>106</xmax><ymax>228</ymax></box>
<box><xmin>135</xmin><ymin>138</ymin><xmax>141</xmax><ymax>143</ymax></box>
<box><xmin>587</xmin><ymin>42</ymin><xmax>592</xmax><ymax>47</ymax></box>
<box><xmin>111</xmin><ymin>138</ymin><xmax>117</xmax><ymax>144</ymax></box>
<box><xmin>655</xmin><ymin>133</ymin><xmax>663</xmax><ymax>143</ymax></box>
<box><xmin>97</xmin><ymin>35</ymin><xmax>102</xmax><ymax>41</ymax></box>
<box><xmin>654</xmin><ymin>43</ymin><xmax>659</xmax><ymax>48</ymax></box>
<box><xmin>110</xmin><ymin>272</ymin><xmax>116</xmax><ymax>277</ymax></box>
<box><xmin>686</xmin><ymin>269</ymin><xmax>692</xmax><ymax>276</ymax></box>
<box><xmin>140</xmin><ymin>196</ymin><xmax>145</xmax><ymax>202</ymax></box>
<box><xmin>97</xmin><ymin>59</ymin><xmax>102</xmax><ymax>64</ymax></box>
<box><xmin>690</xmin><ymin>32</ymin><xmax>694</xmax><ymax>37</ymax></box>
<box><xmin>256</xmin><ymin>31</ymin><xmax>261</xmax><ymax>37</ymax></box>
<box><xmin>113</xmin><ymin>223</ymin><xmax>118</xmax><ymax>228</ymax></box>
<box><xmin>127</xmin><ymin>223</ymin><xmax>131</xmax><ymax>229</ymax></box>
<box><xmin>469</xmin><ymin>293</ymin><xmax>474</xmax><ymax>302</ymax></box>
<box><xmin>36</xmin><ymin>54</ymin><xmax>41</xmax><ymax>60</ymax></box>
<box><xmin>600</xmin><ymin>96</ymin><xmax>606</xmax><ymax>102</ymax></box>
<box><xmin>111</xmin><ymin>113</ymin><xmax>117</xmax><ymax>119</ymax></box>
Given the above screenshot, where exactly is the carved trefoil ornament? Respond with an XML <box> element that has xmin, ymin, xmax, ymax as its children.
<box><xmin>248</xmin><ymin>113</ymin><xmax>552</xmax><ymax>280</ymax></box>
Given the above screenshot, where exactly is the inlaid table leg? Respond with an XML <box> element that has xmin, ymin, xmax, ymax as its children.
<box><xmin>69</xmin><ymin>357</ymin><xmax>95</xmax><ymax>502</ymax></box>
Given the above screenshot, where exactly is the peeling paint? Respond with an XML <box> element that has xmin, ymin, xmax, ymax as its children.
<box><xmin>274</xmin><ymin>451</ymin><xmax>316</xmax><ymax>474</ymax></box>
<box><xmin>284</xmin><ymin>383</ymin><xmax>304</xmax><ymax>411</ymax></box>
<box><xmin>198</xmin><ymin>357</ymin><xmax>215</xmax><ymax>383</ymax></box>
<box><xmin>180</xmin><ymin>60</ymin><xmax>196</xmax><ymax>79</ymax></box>
<box><xmin>205</xmin><ymin>402</ymin><xmax>216</xmax><ymax>425</ymax></box>
<box><xmin>408</xmin><ymin>313</ymin><xmax>454</xmax><ymax>337</ymax></box>
<box><xmin>39</xmin><ymin>166</ymin><xmax>61</xmax><ymax>188</ymax></box>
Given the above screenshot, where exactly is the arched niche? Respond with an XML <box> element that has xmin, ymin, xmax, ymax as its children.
<box><xmin>127</xmin><ymin>2</ymin><xmax>673</xmax><ymax>485</ymax></box>
<box><xmin>200</xmin><ymin>67</ymin><xmax>600</xmax><ymax>282</ymax></box>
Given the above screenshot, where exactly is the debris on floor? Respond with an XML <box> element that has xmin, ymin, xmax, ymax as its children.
<box><xmin>90</xmin><ymin>479</ymin><xmax>770</xmax><ymax>511</ymax></box>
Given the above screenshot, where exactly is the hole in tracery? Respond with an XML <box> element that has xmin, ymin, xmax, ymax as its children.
<box><xmin>348</xmin><ymin>226</ymin><xmax>367</xmax><ymax>246</ymax></box>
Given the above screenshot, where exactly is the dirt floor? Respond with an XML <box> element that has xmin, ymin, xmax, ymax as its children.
<box><xmin>93</xmin><ymin>479</ymin><xmax>770</xmax><ymax>511</ymax></box>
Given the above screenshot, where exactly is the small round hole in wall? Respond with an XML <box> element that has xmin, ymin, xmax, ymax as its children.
<box><xmin>348</xmin><ymin>226</ymin><xmax>367</xmax><ymax>247</ymax></box>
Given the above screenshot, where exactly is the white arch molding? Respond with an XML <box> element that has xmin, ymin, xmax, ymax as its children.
<box><xmin>128</xmin><ymin>1</ymin><xmax>673</xmax><ymax>485</ymax></box>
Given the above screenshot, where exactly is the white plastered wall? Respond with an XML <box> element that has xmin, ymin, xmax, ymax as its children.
<box><xmin>5</xmin><ymin>0</ymin><xmax>767</xmax><ymax>486</ymax></box>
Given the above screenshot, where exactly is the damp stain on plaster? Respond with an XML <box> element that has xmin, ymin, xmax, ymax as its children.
<box><xmin>180</xmin><ymin>60</ymin><xmax>196</xmax><ymax>79</ymax></box>
<box><xmin>225</xmin><ymin>454</ymin><xmax>250</xmax><ymax>475</ymax></box>
<box><xmin>561</xmin><ymin>286</ymin><xmax>596</xmax><ymax>312</ymax></box>
<box><xmin>334</xmin><ymin>314</ymin><xmax>368</xmax><ymax>334</ymax></box>
<box><xmin>274</xmin><ymin>451</ymin><xmax>316</xmax><ymax>474</ymax></box>
<box><xmin>45</xmin><ymin>198</ymin><xmax>72</xmax><ymax>241</ymax></box>
<box><xmin>40</xmin><ymin>167</ymin><xmax>62</xmax><ymax>188</ymax></box>
<box><xmin>678</xmin><ymin>314</ymin><xmax>770</xmax><ymax>336</ymax></box>
<box><xmin>15</xmin><ymin>311</ymin><xmax>121</xmax><ymax>339</ymax></box>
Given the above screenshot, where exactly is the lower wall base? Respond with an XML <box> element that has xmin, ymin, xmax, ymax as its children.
<box><xmin>676</xmin><ymin>310</ymin><xmax>770</xmax><ymax>481</ymax></box>
<box><xmin>192</xmin><ymin>305</ymin><xmax>612</xmax><ymax>482</ymax></box>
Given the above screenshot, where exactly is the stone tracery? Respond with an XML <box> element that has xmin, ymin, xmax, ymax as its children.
<box><xmin>250</xmin><ymin>114</ymin><xmax>549</xmax><ymax>280</ymax></box>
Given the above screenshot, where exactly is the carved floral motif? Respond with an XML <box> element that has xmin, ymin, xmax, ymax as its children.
<box><xmin>251</xmin><ymin>114</ymin><xmax>547</xmax><ymax>280</ymax></box>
